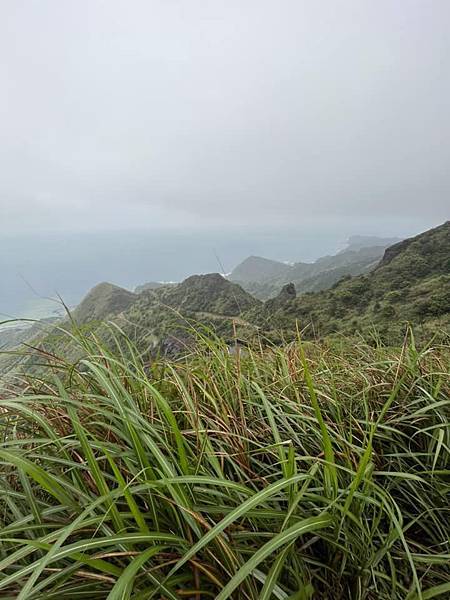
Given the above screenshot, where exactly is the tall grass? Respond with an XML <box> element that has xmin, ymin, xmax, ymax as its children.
<box><xmin>0</xmin><ymin>325</ymin><xmax>449</xmax><ymax>599</ymax></box>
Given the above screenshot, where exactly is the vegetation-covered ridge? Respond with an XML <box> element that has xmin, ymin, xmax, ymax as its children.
<box><xmin>119</xmin><ymin>221</ymin><xmax>449</xmax><ymax>349</ymax></box>
<box><xmin>1</xmin><ymin>222</ymin><xmax>449</xmax><ymax>375</ymax></box>
<box><xmin>249</xmin><ymin>220</ymin><xmax>450</xmax><ymax>343</ymax></box>
<box><xmin>0</xmin><ymin>326</ymin><xmax>449</xmax><ymax>599</ymax></box>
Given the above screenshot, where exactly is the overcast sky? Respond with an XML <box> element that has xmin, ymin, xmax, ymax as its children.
<box><xmin>1</xmin><ymin>0</ymin><xmax>449</xmax><ymax>235</ymax></box>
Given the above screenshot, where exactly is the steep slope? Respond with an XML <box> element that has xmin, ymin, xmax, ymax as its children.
<box><xmin>72</xmin><ymin>282</ymin><xmax>137</xmax><ymax>323</ymax></box>
<box><xmin>0</xmin><ymin>283</ymin><xmax>138</xmax><ymax>377</ymax></box>
<box><xmin>246</xmin><ymin>222</ymin><xmax>450</xmax><ymax>343</ymax></box>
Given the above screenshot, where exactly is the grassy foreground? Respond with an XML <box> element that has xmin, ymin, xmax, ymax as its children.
<box><xmin>0</xmin><ymin>326</ymin><xmax>449</xmax><ymax>599</ymax></box>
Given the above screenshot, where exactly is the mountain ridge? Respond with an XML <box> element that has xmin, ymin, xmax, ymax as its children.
<box><xmin>230</xmin><ymin>235</ymin><xmax>402</xmax><ymax>299</ymax></box>
<box><xmin>1</xmin><ymin>223</ymin><xmax>448</xmax><ymax>374</ymax></box>
<box><xmin>247</xmin><ymin>221</ymin><xmax>450</xmax><ymax>343</ymax></box>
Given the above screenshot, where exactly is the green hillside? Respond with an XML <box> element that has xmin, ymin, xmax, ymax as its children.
<box><xmin>120</xmin><ymin>273</ymin><xmax>261</xmax><ymax>355</ymax></box>
<box><xmin>0</xmin><ymin>283</ymin><xmax>138</xmax><ymax>376</ymax></box>
<box><xmin>71</xmin><ymin>282</ymin><xmax>137</xmax><ymax>323</ymax></box>
<box><xmin>248</xmin><ymin>221</ymin><xmax>450</xmax><ymax>343</ymax></box>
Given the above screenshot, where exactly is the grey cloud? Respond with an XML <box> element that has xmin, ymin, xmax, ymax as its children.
<box><xmin>1</xmin><ymin>0</ymin><xmax>449</xmax><ymax>234</ymax></box>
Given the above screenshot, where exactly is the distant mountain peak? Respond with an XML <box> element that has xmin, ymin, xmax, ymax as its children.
<box><xmin>230</xmin><ymin>235</ymin><xmax>402</xmax><ymax>299</ymax></box>
<box><xmin>73</xmin><ymin>282</ymin><xmax>137</xmax><ymax>323</ymax></box>
<box><xmin>230</xmin><ymin>256</ymin><xmax>290</xmax><ymax>283</ymax></box>
<box><xmin>161</xmin><ymin>272</ymin><xmax>260</xmax><ymax>316</ymax></box>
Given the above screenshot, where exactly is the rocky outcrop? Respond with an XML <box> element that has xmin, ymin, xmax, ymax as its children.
<box><xmin>265</xmin><ymin>282</ymin><xmax>296</xmax><ymax>313</ymax></box>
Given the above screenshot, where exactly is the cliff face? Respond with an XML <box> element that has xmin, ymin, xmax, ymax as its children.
<box><xmin>264</xmin><ymin>283</ymin><xmax>296</xmax><ymax>314</ymax></box>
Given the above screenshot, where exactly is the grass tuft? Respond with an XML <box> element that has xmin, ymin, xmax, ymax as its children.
<box><xmin>0</xmin><ymin>325</ymin><xmax>449</xmax><ymax>598</ymax></box>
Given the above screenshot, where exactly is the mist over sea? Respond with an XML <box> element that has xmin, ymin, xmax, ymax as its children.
<box><xmin>0</xmin><ymin>217</ymin><xmax>433</xmax><ymax>319</ymax></box>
